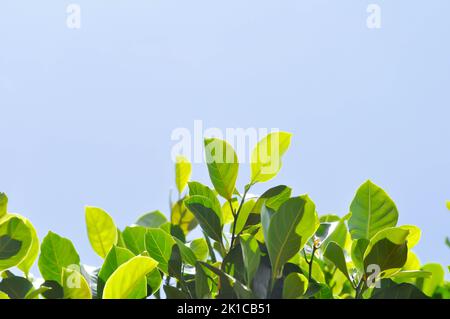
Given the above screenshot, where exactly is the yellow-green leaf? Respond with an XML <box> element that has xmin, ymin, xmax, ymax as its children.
<box><xmin>1</xmin><ymin>213</ymin><xmax>39</xmax><ymax>275</ymax></box>
<box><xmin>171</xmin><ymin>199</ymin><xmax>197</xmax><ymax>235</ymax></box>
<box><xmin>0</xmin><ymin>217</ymin><xmax>33</xmax><ymax>271</ymax></box>
<box><xmin>251</xmin><ymin>132</ymin><xmax>292</xmax><ymax>183</ymax></box>
<box><xmin>0</xmin><ymin>193</ymin><xmax>7</xmax><ymax>219</ymax></box>
<box><xmin>204</xmin><ymin>138</ymin><xmax>239</xmax><ymax>200</ymax></box>
<box><xmin>399</xmin><ymin>225</ymin><xmax>421</xmax><ymax>249</ymax></box>
<box><xmin>85</xmin><ymin>207</ymin><xmax>118</xmax><ymax>258</ymax></box>
<box><xmin>175</xmin><ymin>155</ymin><xmax>192</xmax><ymax>194</ymax></box>
<box><xmin>103</xmin><ymin>256</ymin><xmax>158</xmax><ymax>299</ymax></box>
<box><xmin>62</xmin><ymin>267</ymin><xmax>92</xmax><ymax>299</ymax></box>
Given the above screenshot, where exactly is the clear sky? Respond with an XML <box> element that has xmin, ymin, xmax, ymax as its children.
<box><xmin>0</xmin><ymin>1</ymin><xmax>449</xmax><ymax>274</ymax></box>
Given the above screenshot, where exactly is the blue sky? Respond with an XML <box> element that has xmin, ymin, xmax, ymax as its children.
<box><xmin>0</xmin><ymin>1</ymin><xmax>449</xmax><ymax>273</ymax></box>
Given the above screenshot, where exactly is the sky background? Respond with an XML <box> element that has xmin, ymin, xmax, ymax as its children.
<box><xmin>0</xmin><ymin>1</ymin><xmax>449</xmax><ymax>275</ymax></box>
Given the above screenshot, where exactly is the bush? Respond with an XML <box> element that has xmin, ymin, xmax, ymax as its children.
<box><xmin>0</xmin><ymin>132</ymin><xmax>448</xmax><ymax>299</ymax></box>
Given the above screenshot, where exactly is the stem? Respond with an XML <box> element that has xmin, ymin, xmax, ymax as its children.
<box><xmin>229</xmin><ymin>184</ymin><xmax>252</xmax><ymax>250</ymax></box>
<box><xmin>355</xmin><ymin>277</ymin><xmax>365</xmax><ymax>299</ymax></box>
<box><xmin>303</xmin><ymin>245</ymin><xmax>317</xmax><ymax>282</ymax></box>
<box><xmin>203</xmin><ymin>231</ymin><xmax>217</xmax><ymax>263</ymax></box>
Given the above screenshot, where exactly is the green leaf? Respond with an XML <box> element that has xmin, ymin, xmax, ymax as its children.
<box><xmin>61</xmin><ymin>267</ymin><xmax>92</xmax><ymax>299</ymax></box>
<box><xmin>320</xmin><ymin>218</ymin><xmax>348</xmax><ymax>252</ymax></box>
<box><xmin>171</xmin><ymin>199</ymin><xmax>198</xmax><ymax>235</ymax></box>
<box><xmin>97</xmin><ymin>246</ymin><xmax>135</xmax><ymax>298</ymax></box>
<box><xmin>264</xmin><ymin>197</ymin><xmax>307</xmax><ymax>281</ymax></box>
<box><xmin>38</xmin><ymin>231</ymin><xmax>80</xmax><ymax>284</ymax></box>
<box><xmin>363</xmin><ymin>238</ymin><xmax>408</xmax><ymax>279</ymax></box>
<box><xmin>417</xmin><ymin>263</ymin><xmax>445</xmax><ymax>297</ymax></box>
<box><xmin>195</xmin><ymin>262</ymin><xmax>212</xmax><ymax>299</ymax></box>
<box><xmin>0</xmin><ymin>217</ymin><xmax>32</xmax><ymax>271</ymax></box>
<box><xmin>146</xmin><ymin>268</ymin><xmax>163</xmax><ymax>295</ymax></box>
<box><xmin>245</xmin><ymin>185</ymin><xmax>291</xmax><ymax>230</ymax></box>
<box><xmin>188</xmin><ymin>182</ymin><xmax>223</xmax><ymax>223</ymax></box>
<box><xmin>85</xmin><ymin>206</ymin><xmax>118</xmax><ymax>258</ymax></box>
<box><xmin>369</xmin><ymin>227</ymin><xmax>410</xmax><ymax>247</ymax></box>
<box><xmin>0</xmin><ymin>213</ymin><xmax>39</xmax><ymax>274</ymax></box>
<box><xmin>135</xmin><ymin>211</ymin><xmax>167</xmax><ymax>228</ymax></box>
<box><xmin>371</xmin><ymin>280</ymin><xmax>429</xmax><ymax>299</ymax></box>
<box><xmin>122</xmin><ymin>226</ymin><xmax>147</xmax><ymax>255</ymax></box>
<box><xmin>324</xmin><ymin>242</ymin><xmax>351</xmax><ymax>283</ymax></box>
<box><xmin>0</xmin><ymin>275</ymin><xmax>33</xmax><ymax>299</ymax></box>
<box><xmin>168</xmin><ymin>243</ymin><xmax>182</xmax><ymax>279</ymax></box>
<box><xmin>250</xmin><ymin>132</ymin><xmax>292</xmax><ymax>183</ymax></box>
<box><xmin>391</xmin><ymin>270</ymin><xmax>431</xmax><ymax>280</ymax></box>
<box><xmin>0</xmin><ymin>193</ymin><xmax>7</xmax><ymax>219</ymax></box>
<box><xmin>240</xmin><ymin>234</ymin><xmax>261</xmax><ymax>287</ymax></box>
<box><xmin>0</xmin><ymin>236</ymin><xmax>21</xmax><ymax>260</ymax></box>
<box><xmin>351</xmin><ymin>238</ymin><xmax>370</xmax><ymax>272</ymax></box>
<box><xmin>102</xmin><ymin>256</ymin><xmax>158</xmax><ymax>299</ymax></box>
<box><xmin>164</xmin><ymin>285</ymin><xmax>189</xmax><ymax>299</ymax></box>
<box><xmin>173</xmin><ymin>237</ymin><xmax>197</xmax><ymax>266</ymax></box>
<box><xmin>145</xmin><ymin>228</ymin><xmax>176</xmax><ymax>274</ymax></box>
<box><xmin>199</xmin><ymin>262</ymin><xmax>253</xmax><ymax>299</ymax></box>
<box><xmin>283</xmin><ymin>273</ymin><xmax>308</xmax><ymax>299</ymax></box>
<box><xmin>40</xmin><ymin>280</ymin><xmax>64</xmax><ymax>299</ymax></box>
<box><xmin>234</xmin><ymin>199</ymin><xmax>256</xmax><ymax>235</ymax></box>
<box><xmin>175</xmin><ymin>155</ymin><xmax>192</xmax><ymax>194</ymax></box>
<box><xmin>204</xmin><ymin>138</ymin><xmax>239</xmax><ymax>200</ymax></box>
<box><xmin>348</xmin><ymin>180</ymin><xmax>399</xmax><ymax>240</ymax></box>
<box><xmin>190</xmin><ymin>238</ymin><xmax>208</xmax><ymax>262</ymax></box>
<box><xmin>221</xmin><ymin>198</ymin><xmax>238</xmax><ymax>225</ymax></box>
<box><xmin>25</xmin><ymin>286</ymin><xmax>50</xmax><ymax>299</ymax></box>
<box><xmin>184</xmin><ymin>196</ymin><xmax>223</xmax><ymax>243</ymax></box>
<box><xmin>296</xmin><ymin>195</ymin><xmax>320</xmax><ymax>250</ymax></box>
<box><xmin>17</xmin><ymin>217</ymin><xmax>39</xmax><ymax>275</ymax></box>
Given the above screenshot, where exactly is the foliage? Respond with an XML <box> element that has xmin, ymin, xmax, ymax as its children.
<box><xmin>0</xmin><ymin>133</ymin><xmax>448</xmax><ymax>299</ymax></box>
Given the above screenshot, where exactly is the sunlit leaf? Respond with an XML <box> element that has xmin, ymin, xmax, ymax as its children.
<box><xmin>122</xmin><ymin>226</ymin><xmax>147</xmax><ymax>255</ymax></box>
<box><xmin>0</xmin><ymin>193</ymin><xmax>7</xmax><ymax>219</ymax></box>
<box><xmin>135</xmin><ymin>211</ymin><xmax>167</xmax><ymax>228</ymax></box>
<box><xmin>204</xmin><ymin>138</ymin><xmax>239</xmax><ymax>200</ymax></box>
<box><xmin>85</xmin><ymin>207</ymin><xmax>118</xmax><ymax>258</ymax></box>
<box><xmin>61</xmin><ymin>267</ymin><xmax>92</xmax><ymax>299</ymax></box>
<box><xmin>399</xmin><ymin>225</ymin><xmax>421</xmax><ymax>249</ymax></box>
<box><xmin>190</xmin><ymin>238</ymin><xmax>208</xmax><ymax>262</ymax></box>
<box><xmin>38</xmin><ymin>231</ymin><xmax>80</xmax><ymax>284</ymax></box>
<box><xmin>171</xmin><ymin>199</ymin><xmax>198</xmax><ymax>235</ymax></box>
<box><xmin>348</xmin><ymin>180</ymin><xmax>398</xmax><ymax>240</ymax></box>
<box><xmin>103</xmin><ymin>256</ymin><xmax>158</xmax><ymax>299</ymax></box>
<box><xmin>251</xmin><ymin>132</ymin><xmax>292</xmax><ymax>183</ymax></box>
<box><xmin>417</xmin><ymin>263</ymin><xmax>445</xmax><ymax>297</ymax></box>
<box><xmin>145</xmin><ymin>228</ymin><xmax>176</xmax><ymax>274</ymax></box>
<box><xmin>0</xmin><ymin>217</ymin><xmax>33</xmax><ymax>271</ymax></box>
<box><xmin>175</xmin><ymin>155</ymin><xmax>192</xmax><ymax>194</ymax></box>
<box><xmin>97</xmin><ymin>246</ymin><xmax>135</xmax><ymax>298</ymax></box>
